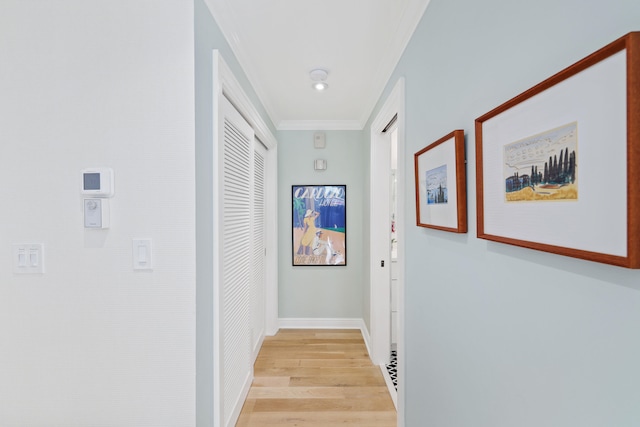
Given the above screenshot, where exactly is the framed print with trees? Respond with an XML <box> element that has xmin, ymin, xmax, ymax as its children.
<box><xmin>414</xmin><ymin>129</ymin><xmax>467</xmax><ymax>233</ymax></box>
<box><xmin>475</xmin><ymin>32</ymin><xmax>640</xmax><ymax>268</ymax></box>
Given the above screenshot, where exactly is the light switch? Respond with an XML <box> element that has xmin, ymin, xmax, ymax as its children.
<box><xmin>18</xmin><ymin>249</ymin><xmax>27</xmax><ymax>267</ymax></box>
<box><xmin>13</xmin><ymin>243</ymin><xmax>44</xmax><ymax>274</ymax></box>
<box><xmin>133</xmin><ymin>239</ymin><xmax>152</xmax><ymax>270</ymax></box>
<box><xmin>30</xmin><ymin>249</ymin><xmax>40</xmax><ymax>266</ymax></box>
<box><xmin>138</xmin><ymin>245</ymin><xmax>147</xmax><ymax>263</ymax></box>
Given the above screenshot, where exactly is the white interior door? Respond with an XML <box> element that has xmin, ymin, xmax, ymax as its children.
<box><xmin>210</xmin><ymin>51</ymin><xmax>278</xmax><ymax>427</ymax></box>
<box><xmin>215</xmin><ymin>95</ymin><xmax>255</xmax><ymax>427</ymax></box>
<box><xmin>251</xmin><ymin>139</ymin><xmax>267</xmax><ymax>359</ymax></box>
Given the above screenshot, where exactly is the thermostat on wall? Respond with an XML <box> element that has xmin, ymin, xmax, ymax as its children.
<box><xmin>81</xmin><ymin>168</ymin><xmax>114</xmax><ymax>197</ymax></box>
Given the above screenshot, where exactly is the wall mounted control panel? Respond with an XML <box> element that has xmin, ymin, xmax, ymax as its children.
<box><xmin>81</xmin><ymin>168</ymin><xmax>114</xmax><ymax>197</ymax></box>
<box><xmin>81</xmin><ymin>168</ymin><xmax>114</xmax><ymax>229</ymax></box>
<box><xmin>84</xmin><ymin>198</ymin><xmax>110</xmax><ymax>228</ymax></box>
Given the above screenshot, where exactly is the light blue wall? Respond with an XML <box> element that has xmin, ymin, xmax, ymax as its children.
<box><xmin>277</xmin><ymin>130</ymin><xmax>365</xmax><ymax>320</ymax></box>
<box><xmin>367</xmin><ymin>0</ymin><xmax>640</xmax><ymax>425</ymax></box>
<box><xmin>194</xmin><ymin>1</ymin><xmax>275</xmax><ymax>425</ymax></box>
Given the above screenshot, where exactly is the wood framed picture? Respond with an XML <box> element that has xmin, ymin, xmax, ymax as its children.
<box><xmin>414</xmin><ymin>129</ymin><xmax>467</xmax><ymax>233</ymax></box>
<box><xmin>475</xmin><ymin>32</ymin><xmax>640</xmax><ymax>268</ymax></box>
<box><xmin>292</xmin><ymin>185</ymin><xmax>346</xmax><ymax>266</ymax></box>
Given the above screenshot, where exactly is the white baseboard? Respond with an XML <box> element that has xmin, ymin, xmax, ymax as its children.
<box><xmin>277</xmin><ymin>317</ymin><xmax>362</xmax><ymax>330</ymax></box>
<box><xmin>360</xmin><ymin>322</ymin><xmax>372</xmax><ymax>359</ymax></box>
<box><xmin>380</xmin><ymin>364</ymin><xmax>398</xmax><ymax>410</ymax></box>
<box><xmin>226</xmin><ymin>369</ymin><xmax>253</xmax><ymax>427</ymax></box>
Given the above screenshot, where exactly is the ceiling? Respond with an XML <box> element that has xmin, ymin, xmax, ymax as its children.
<box><xmin>203</xmin><ymin>0</ymin><xmax>431</xmax><ymax>130</ymax></box>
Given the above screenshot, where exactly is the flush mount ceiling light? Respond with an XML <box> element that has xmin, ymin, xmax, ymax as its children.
<box><xmin>310</xmin><ymin>68</ymin><xmax>329</xmax><ymax>91</ymax></box>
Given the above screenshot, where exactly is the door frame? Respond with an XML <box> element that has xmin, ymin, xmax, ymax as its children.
<box><xmin>369</xmin><ymin>77</ymin><xmax>405</xmax><ymax>423</ymax></box>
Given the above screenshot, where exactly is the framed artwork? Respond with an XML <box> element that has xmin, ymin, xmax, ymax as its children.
<box><xmin>414</xmin><ymin>129</ymin><xmax>467</xmax><ymax>233</ymax></box>
<box><xmin>292</xmin><ymin>185</ymin><xmax>346</xmax><ymax>266</ymax></box>
<box><xmin>475</xmin><ymin>32</ymin><xmax>640</xmax><ymax>268</ymax></box>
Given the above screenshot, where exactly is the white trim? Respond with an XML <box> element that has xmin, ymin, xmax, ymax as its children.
<box><xmin>369</xmin><ymin>78</ymin><xmax>405</xmax><ymax>427</ymax></box>
<box><xmin>371</xmin><ymin>79</ymin><xmax>404</xmax><ymax>135</ymax></box>
<box><xmin>356</xmin><ymin>0</ymin><xmax>432</xmax><ymax>127</ymax></box>
<box><xmin>212</xmin><ymin>51</ymin><xmax>223</xmax><ymax>427</ymax></box>
<box><xmin>277</xmin><ymin>119</ymin><xmax>363</xmax><ymax>131</ymax></box>
<box><xmin>203</xmin><ymin>0</ymin><xmax>281</xmax><ymax>129</ymax></box>
<box><xmin>224</xmin><ymin>371</ymin><xmax>253</xmax><ymax>427</ymax></box>
<box><xmin>252</xmin><ymin>334</ymin><xmax>265</xmax><ymax>364</ymax></box>
<box><xmin>395</xmin><ymin>83</ymin><xmax>407</xmax><ymax>427</ymax></box>
<box><xmin>278</xmin><ymin>317</ymin><xmax>366</xmax><ymax>330</ymax></box>
<box><xmin>264</xmin><ymin>144</ymin><xmax>279</xmax><ymax>336</ymax></box>
<box><xmin>380</xmin><ymin>364</ymin><xmax>398</xmax><ymax>410</ymax></box>
<box><xmin>215</xmin><ymin>53</ymin><xmax>277</xmax><ymax>149</ymax></box>
<box><xmin>360</xmin><ymin>321</ymin><xmax>372</xmax><ymax>360</ymax></box>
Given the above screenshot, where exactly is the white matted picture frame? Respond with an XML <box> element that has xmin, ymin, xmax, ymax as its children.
<box><xmin>475</xmin><ymin>32</ymin><xmax>640</xmax><ymax>268</ymax></box>
<box><xmin>414</xmin><ymin>129</ymin><xmax>467</xmax><ymax>233</ymax></box>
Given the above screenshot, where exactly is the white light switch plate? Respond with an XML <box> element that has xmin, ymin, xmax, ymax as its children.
<box><xmin>13</xmin><ymin>243</ymin><xmax>44</xmax><ymax>274</ymax></box>
<box><xmin>133</xmin><ymin>239</ymin><xmax>152</xmax><ymax>270</ymax></box>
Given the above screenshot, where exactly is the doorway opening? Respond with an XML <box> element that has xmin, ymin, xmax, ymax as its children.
<box><xmin>387</xmin><ymin>124</ymin><xmax>399</xmax><ymax>391</ymax></box>
<box><xmin>369</xmin><ymin>78</ymin><xmax>405</xmax><ymax>419</ymax></box>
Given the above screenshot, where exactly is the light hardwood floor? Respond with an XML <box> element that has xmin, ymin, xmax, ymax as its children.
<box><xmin>236</xmin><ymin>329</ymin><xmax>397</xmax><ymax>427</ymax></box>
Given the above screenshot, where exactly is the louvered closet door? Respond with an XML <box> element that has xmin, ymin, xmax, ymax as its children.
<box><xmin>251</xmin><ymin>140</ymin><xmax>267</xmax><ymax>359</ymax></box>
<box><xmin>220</xmin><ymin>96</ymin><xmax>253</xmax><ymax>427</ymax></box>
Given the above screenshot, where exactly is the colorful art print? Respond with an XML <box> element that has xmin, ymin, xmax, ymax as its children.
<box><xmin>292</xmin><ymin>185</ymin><xmax>346</xmax><ymax>266</ymax></box>
<box><xmin>475</xmin><ymin>32</ymin><xmax>640</xmax><ymax>268</ymax></box>
<box><xmin>426</xmin><ymin>164</ymin><xmax>448</xmax><ymax>204</ymax></box>
<box><xmin>503</xmin><ymin>122</ymin><xmax>578</xmax><ymax>202</ymax></box>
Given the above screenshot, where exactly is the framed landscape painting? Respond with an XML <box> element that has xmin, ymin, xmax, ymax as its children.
<box><xmin>475</xmin><ymin>32</ymin><xmax>640</xmax><ymax>268</ymax></box>
<box><xmin>414</xmin><ymin>129</ymin><xmax>467</xmax><ymax>233</ymax></box>
<box><xmin>292</xmin><ymin>185</ymin><xmax>346</xmax><ymax>266</ymax></box>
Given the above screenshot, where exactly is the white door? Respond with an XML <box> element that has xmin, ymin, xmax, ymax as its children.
<box><xmin>210</xmin><ymin>52</ymin><xmax>278</xmax><ymax>427</ymax></box>
<box><xmin>215</xmin><ymin>95</ymin><xmax>256</xmax><ymax>427</ymax></box>
<box><xmin>251</xmin><ymin>139</ymin><xmax>267</xmax><ymax>360</ymax></box>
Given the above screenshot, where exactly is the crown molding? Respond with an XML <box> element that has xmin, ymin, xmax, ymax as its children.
<box><xmin>203</xmin><ymin>0</ymin><xmax>282</xmax><ymax>127</ymax></box>
<box><xmin>204</xmin><ymin>0</ymin><xmax>431</xmax><ymax>130</ymax></box>
<box><xmin>358</xmin><ymin>0</ymin><xmax>432</xmax><ymax>127</ymax></box>
<box><xmin>277</xmin><ymin>119</ymin><xmax>363</xmax><ymax>131</ymax></box>
<box><xmin>214</xmin><ymin>51</ymin><xmax>277</xmax><ymax>148</ymax></box>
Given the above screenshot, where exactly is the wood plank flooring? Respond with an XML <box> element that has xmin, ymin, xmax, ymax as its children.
<box><xmin>235</xmin><ymin>329</ymin><xmax>397</xmax><ymax>427</ymax></box>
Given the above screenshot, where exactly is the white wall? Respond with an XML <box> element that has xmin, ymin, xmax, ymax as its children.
<box><xmin>365</xmin><ymin>0</ymin><xmax>640</xmax><ymax>425</ymax></box>
<box><xmin>0</xmin><ymin>1</ymin><xmax>196</xmax><ymax>425</ymax></box>
<box><xmin>277</xmin><ymin>130</ymin><xmax>365</xmax><ymax>321</ymax></box>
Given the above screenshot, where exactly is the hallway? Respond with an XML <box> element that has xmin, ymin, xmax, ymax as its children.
<box><xmin>236</xmin><ymin>329</ymin><xmax>396</xmax><ymax>426</ymax></box>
